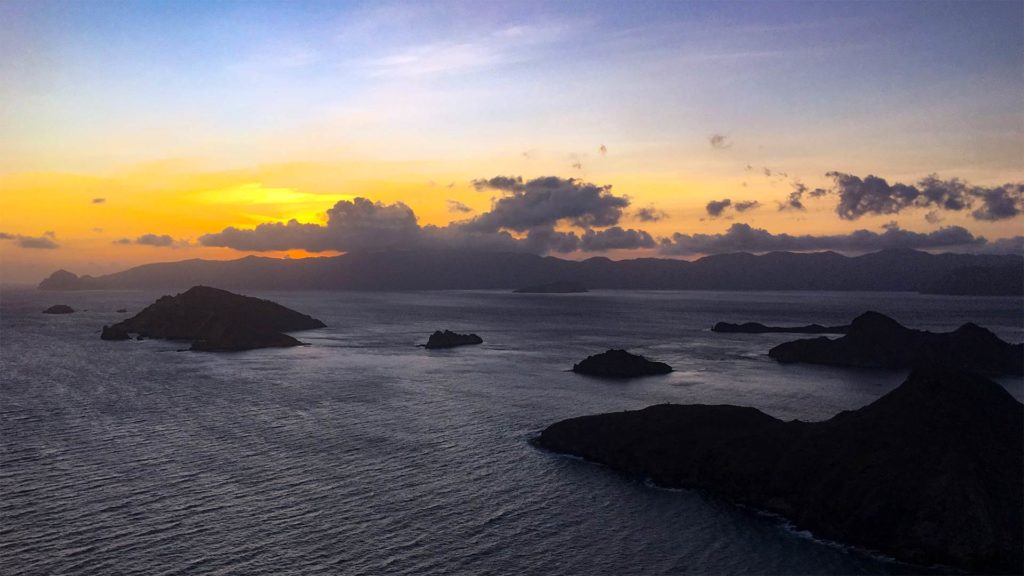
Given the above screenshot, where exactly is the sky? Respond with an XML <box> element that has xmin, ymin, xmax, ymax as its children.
<box><xmin>1</xmin><ymin>0</ymin><xmax>1022</xmax><ymax>282</ymax></box>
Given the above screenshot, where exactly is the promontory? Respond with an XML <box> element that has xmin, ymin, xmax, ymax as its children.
<box><xmin>536</xmin><ymin>368</ymin><xmax>1023</xmax><ymax>574</ymax></box>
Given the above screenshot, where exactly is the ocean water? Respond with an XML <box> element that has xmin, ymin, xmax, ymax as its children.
<box><xmin>2</xmin><ymin>288</ymin><xmax>1021</xmax><ymax>575</ymax></box>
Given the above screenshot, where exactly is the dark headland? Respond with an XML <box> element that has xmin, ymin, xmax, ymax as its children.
<box><xmin>536</xmin><ymin>368</ymin><xmax>1023</xmax><ymax>574</ymax></box>
<box><xmin>423</xmin><ymin>330</ymin><xmax>483</xmax><ymax>349</ymax></box>
<box><xmin>572</xmin><ymin>349</ymin><xmax>673</xmax><ymax>378</ymax></box>
<box><xmin>712</xmin><ymin>321</ymin><xmax>848</xmax><ymax>334</ymax></box>
<box><xmin>769</xmin><ymin>311</ymin><xmax>1024</xmax><ymax>376</ymax></box>
<box><xmin>42</xmin><ymin>304</ymin><xmax>75</xmax><ymax>314</ymax></box>
<box><xmin>514</xmin><ymin>280</ymin><xmax>588</xmax><ymax>293</ymax></box>
<box><xmin>100</xmin><ymin>286</ymin><xmax>325</xmax><ymax>351</ymax></box>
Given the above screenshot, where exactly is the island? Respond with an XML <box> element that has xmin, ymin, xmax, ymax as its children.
<box><xmin>535</xmin><ymin>367</ymin><xmax>1023</xmax><ymax>574</ymax></box>
<box><xmin>514</xmin><ymin>281</ymin><xmax>588</xmax><ymax>293</ymax></box>
<box><xmin>572</xmin><ymin>349</ymin><xmax>672</xmax><ymax>378</ymax></box>
<box><xmin>99</xmin><ymin>285</ymin><xmax>326</xmax><ymax>351</ymax></box>
<box><xmin>768</xmin><ymin>311</ymin><xmax>1023</xmax><ymax>375</ymax></box>
<box><xmin>423</xmin><ymin>330</ymin><xmax>483</xmax><ymax>349</ymax></box>
<box><xmin>712</xmin><ymin>321</ymin><xmax>848</xmax><ymax>334</ymax></box>
<box><xmin>42</xmin><ymin>304</ymin><xmax>75</xmax><ymax>314</ymax></box>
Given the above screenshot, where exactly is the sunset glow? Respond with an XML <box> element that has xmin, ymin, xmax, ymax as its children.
<box><xmin>2</xmin><ymin>0</ymin><xmax>1022</xmax><ymax>282</ymax></box>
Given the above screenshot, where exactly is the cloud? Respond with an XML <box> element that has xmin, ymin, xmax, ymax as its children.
<box><xmin>447</xmin><ymin>200</ymin><xmax>473</xmax><ymax>213</ymax></box>
<box><xmin>982</xmin><ymin>236</ymin><xmax>1024</xmax><ymax>255</ymax></box>
<box><xmin>779</xmin><ymin>181</ymin><xmax>826</xmax><ymax>211</ymax></box>
<box><xmin>200</xmin><ymin>176</ymin><xmax>645</xmax><ymax>256</ymax></box>
<box><xmin>971</xmin><ymin>185</ymin><xmax>1023</xmax><ymax>221</ymax></box>
<box><xmin>822</xmin><ymin>172</ymin><xmax>1023</xmax><ymax>221</ymax></box>
<box><xmin>706</xmin><ymin>198</ymin><xmax>732</xmax><ymax>217</ymax></box>
<box><xmin>92</xmin><ymin>198</ymin><xmax>106</xmax><ymax>204</ymax></box>
<box><xmin>580</xmin><ymin>227</ymin><xmax>656</xmax><ymax>251</ymax></box>
<box><xmin>709</xmin><ymin>134</ymin><xmax>731</xmax><ymax>150</ymax></box>
<box><xmin>658</xmin><ymin>222</ymin><xmax>987</xmax><ymax>256</ymax></box>
<box><xmin>201</xmin><ymin>198</ymin><xmax>419</xmax><ymax>252</ymax></box>
<box><xmin>472</xmin><ymin>176</ymin><xmax>524</xmax><ymax>192</ymax></box>
<box><xmin>114</xmin><ymin>234</ymin><xmax>190</xmax><ymax>248</ymax></box>
<box><xmin>0</xmin><ymin>232</ymin><xmax>59</xmax><ymax>249</ymax></box>
<box><xmin>709</xmin><ymin>198</ymin><xmax>760</xmax><ymax>217</ymax></box>
<box><xmin>136</xmin><ymin>234</ymin><xmax>177</xmax><ymax>247</ymax></box>
<box><xmin>634</xmin><ymin>206</ymin><xmax>668</xmax><ymax>222</ymax></box>
<box><xmin>465</xmin><ymin>176</ymin><xmax>629</xmax><ymax>232</ymax></box>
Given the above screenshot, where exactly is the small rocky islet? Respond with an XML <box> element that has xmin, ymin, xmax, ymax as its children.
<box><xmin>572</xmin><ymin>349</ymin><xmax>672</xmax><ymax>378</ymax></box>
<box><xmin>42</xmin><ymin>304</ymin><xmax>75</xmax><ymax>314</ymax></box>
<box><xmin>99</xmin><ymin>285</ymin><xmax>325</xmax><ymax>351</ymax></box>
<box><xmin>536</xmin><ymin>367</ymin><xmax>1023</xmax><ymax>574</ymax></box>
<box><xmin>711</xmin><ymin>321</ymin><xmax>848</xmax><ymax>334</ymax></box>
<box><xmin>423</xmin><ymin>330</ymin><xmax>483</xmax><ymax>349</ymax></box>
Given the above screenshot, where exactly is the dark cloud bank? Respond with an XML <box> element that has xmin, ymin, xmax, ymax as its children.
<box><xmin>659</xmin><ymin>222</ymin><xmax>995</xmax><ymax>256</ymax></box>
<box><xmin>198</xmin><ymin>174</ymin><xmax>1022</xmax><ymax>258</ymax></box>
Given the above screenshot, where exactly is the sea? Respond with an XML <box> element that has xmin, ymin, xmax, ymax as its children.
<box><xmin>2</xmin><ymin>288</ymin><xmax>1022</xmax><ymax>575</ymax></box>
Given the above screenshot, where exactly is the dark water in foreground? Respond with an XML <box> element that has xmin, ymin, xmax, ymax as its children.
<box><xmin>2</xmin><ymin>289</ymin><xmax>1022</xmax><ymax>575</ymax></box>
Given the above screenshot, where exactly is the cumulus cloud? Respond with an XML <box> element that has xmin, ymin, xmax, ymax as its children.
<box><xmin>580</xmin><ymin>227</ymin><xmax>655</xmax><ymax>251</ymax></box>
<box><xmin>466</xmin><ymin>176</ymin><xmax>628</xmax><ymax>232</ymax></box>
<box><xmin>201</xmin><ymin>198</ymin><xmax>419</xmax><ymax>252</ymax></box>
<box><xmin>0</xmin><ymin>232</ymin><xmax>59</xmax><ymax>249</ymax></box>
<box><xmin>706</xmin><ymin>199</ymin><xmax>732</xmax><ymax>217</ymax></box>
<box><xmin>115</xmin><ymin>234</ymin><xmax>190</xmax><ymax>248</ymax></box>
<box><xmin>709</xmin><ymin>134</ymin><xmax>731</xmax><ymax>150</ymax></box>
<box><xmin>658</xmin><ymin>222</ymin><xmax>987</xmax><ymax>256</ymax></box>
<box><xmin>634</xmin><ymin>206</ymin><xmax>668</xmax><ymax>222</ymax></box>
<box><xmin>92</xmin><ymin>198</ymin><xmax>106</xmax><ymax>204</ymax></box>
<box><xmin>447</xmin><ymin>200</ymin><xmax>473</xmax><ymax>213</ymax></box>
<box><xmin>734</xmin><ymin>200</ymin><xmax>761</xmax><ymax>212</ymax></box>
<box><xmin>971</xmin><ymin>185</ymin><xmax>1023</xmax><ymax>221</ymax></box>
<box><xmin>200</xmin><ymin>176</ymin><xmax>644</xmax><ymax>256</ymax></box>
<box><xmin>820</xmin><ymin>172</ymin><xmax>1023</xmax><ymax>221</ymax></box>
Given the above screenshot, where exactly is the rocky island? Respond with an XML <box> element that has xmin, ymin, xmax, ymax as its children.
<box><xmin>423</xmin><ymin>330</ymin><xmax>483</xmax><ymax>349</ymax></box>
<box><xmin>712</xmin><ymin>321</ymin><xmax>848</xmax><ymax>334</ymax></box>
<box><xmin>42</xmin><ymin>304</ymin><xmax>75</xmax><ymax>314</ymax></box>
<box><xmin>99</xmin><ymin>285</ymin><xmax>325</xmax><ymax>351</ymax></box>
<box><xmin>514</xmin><ymin>281</ymin><xmax>588</xmax><ymax>293</ymax></box>
<box><xmin>536</xmin><ymin>368</ymin><xmax>1023</xmax><ymax>574</ymax></box>
<box><xmin>572</xmin><ymin>349</ymin><xmax>672</xmax><ymax>378</ymax></box>
<box><xmin>769</xmin><ymin>311</ymin><xmax>1023</xmax><ymax>375</ymax></box>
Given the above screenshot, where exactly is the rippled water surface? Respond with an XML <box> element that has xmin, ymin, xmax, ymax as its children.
<box><xmin>2</xmin><ymin>288</ymin><xmax>1022</xmax><ymax>575</ymax></box>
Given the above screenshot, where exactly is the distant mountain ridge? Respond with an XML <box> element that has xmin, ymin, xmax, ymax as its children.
<box><xmin>39</xmin><ymin>248</ymin><xmax>1024</xmax><ymax>295</ymax></box>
